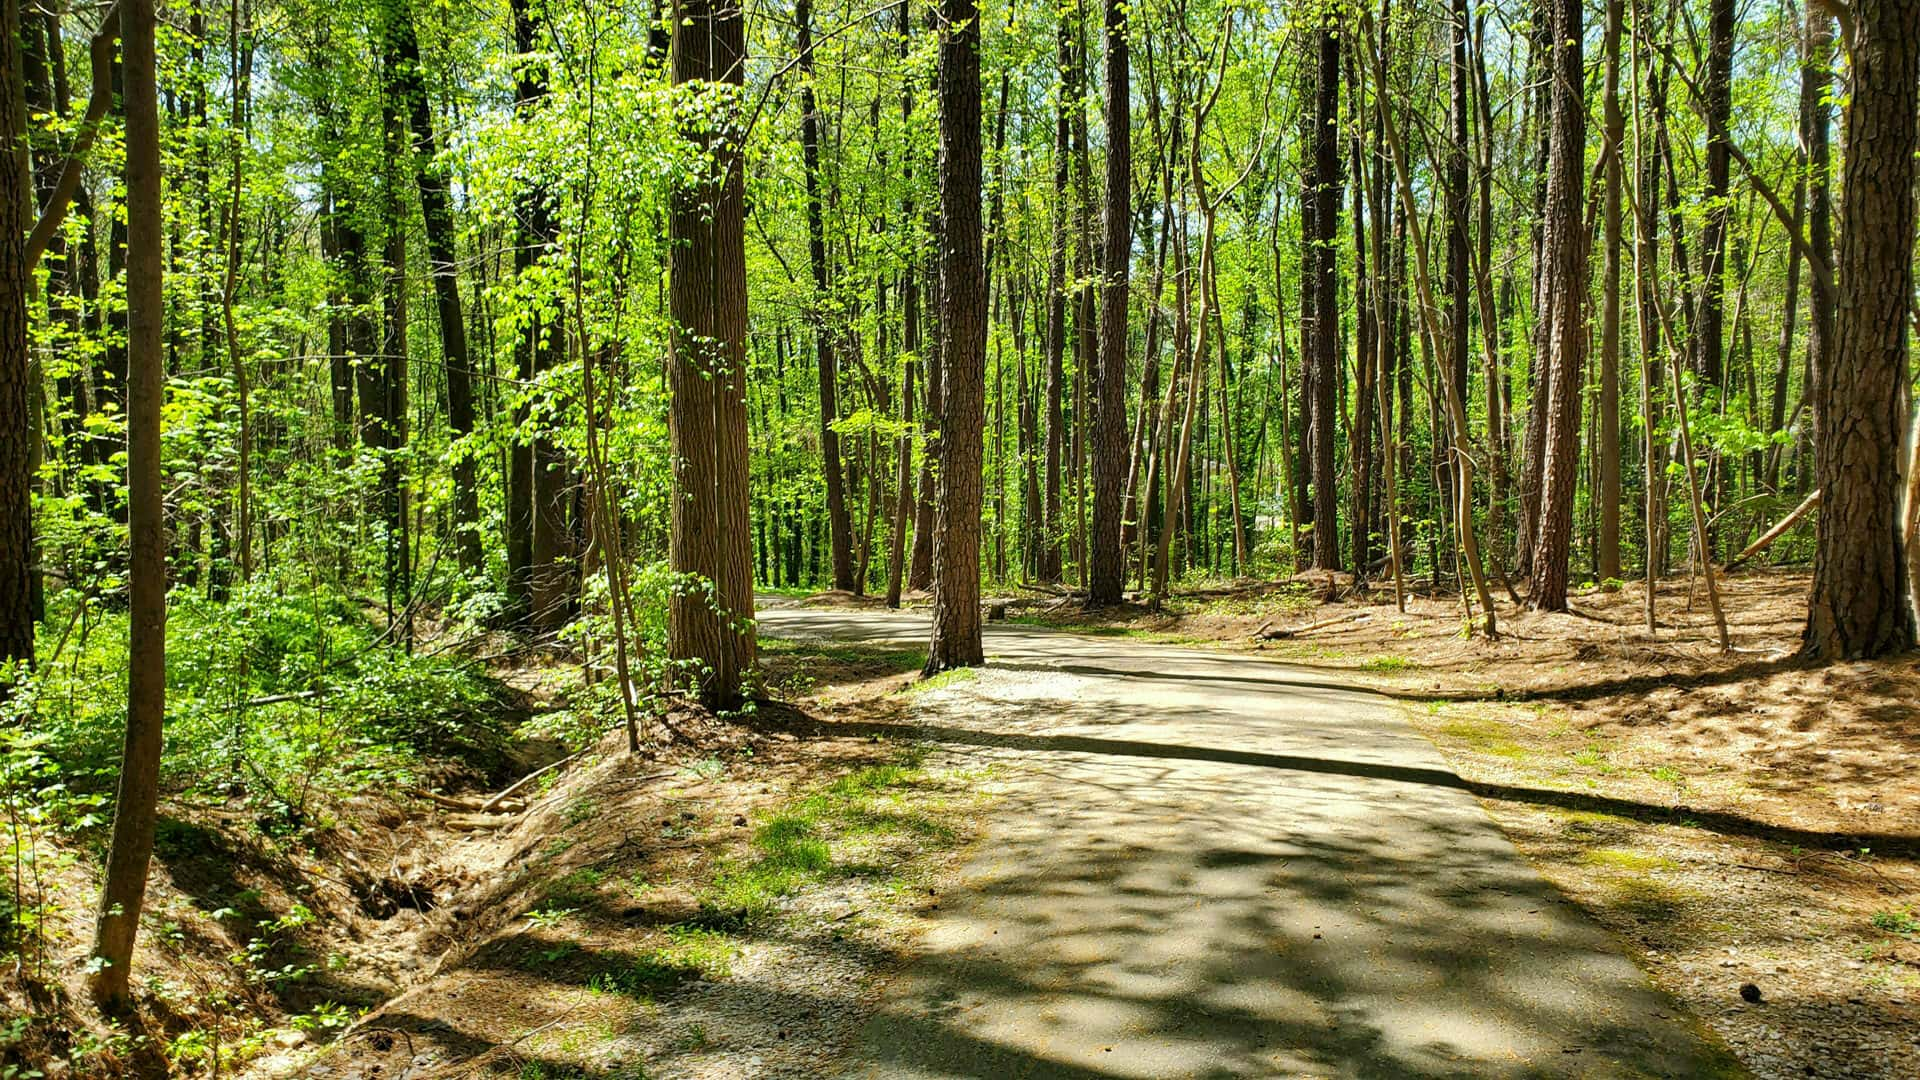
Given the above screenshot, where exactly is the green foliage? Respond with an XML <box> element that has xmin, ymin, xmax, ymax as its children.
<box><xmin>20</xmin><ymin>585</ymin><xmax>509</xmax><ymax>833</ymax></box>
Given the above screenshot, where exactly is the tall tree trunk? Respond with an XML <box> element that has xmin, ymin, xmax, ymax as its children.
<box><xmin>395</xmin><ymin>0</ymin><xmax>481</xmax><ymax>573</ymax></box>
<box><xmin>89</xmin><ymin>0</ymin><xmax>164</xmax><ymax>1010</ymax></box>
<box><xmin>1801</xmin><ymin>0</ymin><xmax>1919</xmax><ymax>661</ymax></box>
<box><xmin>1444</xmin><ymin>0</ymin><xmax>1471</xmax><ymax>585</ymax></box>
<box><xmin>1802</xmin><ymin>10</ymin><xmax>1834</xmax><ymax>498</ymax></box>
<box><xmin>885</xmin><ymin>0</ymin><xmax>917</xmax><ymax>607</ymax></box>
<box><xmin>1597</xmin><ymin>0</ymin><xmax>1624</xmax><ymax>581</ymax></box>
<box><xmin>1308</xmin><ymin>20</ymin><xmax>1342</xmax><ymax>571</ymax></box>
<box><xmin>668</xmin><ymin>0</ymin><xmax>757</xmax><ymax>706</ymax></box>
<box><xmin>1695</xmin><ymin>0</ymin><xmax>1733</xmax><ymax>555</ymax></box>
<box><xmin>1525</xmin><ymin>0</ymin><xmax>1587</xmax><ymax>610</ymax></box>
<box><xmin>1088</xmin><ymin>0</ymin><xmax>1129</xmax><ymax>606</ymax></box>
<box><xmin>1041</xmin><ymin>4</ymin><xmax>1071</xmax><ymax>584</ymax></box>
<box><xmin>378</xmin><ymin>0</ymin><xmax>413</xmax><ymax>641</ymax></box>
<box><xmin>924</xmin><ymin>0</ymin><xmax>985</xmax><ymax>673</ymax></box>
<box><xmin>0</xmin><ymin>0</ymin><xmax>34</xmax><ymax>676</ymax></box>
<box><xmin>798</xmin><ymin>0</ymin><xmax>854</xmax><ymax>591</ymax></box>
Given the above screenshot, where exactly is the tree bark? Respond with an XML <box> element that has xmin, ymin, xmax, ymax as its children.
<box><xmin>0</xmin><ymin>0</ymin><xmax>35</xmax><ymax>677</ymax></box>
<box><xmin>1526</xmin><ymin>0</ymin><xmax>1587</xmax><ymax>611</ymax></box>
<box><xmin>1597</xmin><ymin>0</ymin><xmax>1624</xmax><ymax>581</ymax></box>
<box><xmin>1308</xmin><ymin>20</ymin><xmax>1342</xmax><ymax>572</ymax></box>
<box><xmin>798</xmin><ymin>0</ymin><xmax>854</xmax><ymax>592</ymax></box>
<box><xmin>924</xmin><ymin>0</ymin><xmax>986</xmax><ymax>673</ymax></box>
<box><xmin>1088</xmin><ymin>0</ymin><xmax>1129</xmax><ymax>607</ymax></box>
<box><xmin>668</xmin><ymin>0</ymin><xmax>757</xmax><ymax>705</ymax></box>
<box><xmin>394</xmin><ymin>0</ymin><xmax>481</xmax><ymax>574</ymax></box>
<box><xmin>1801</xmin><ymin>0</ymin><xmax>1919</xmax><ymax>661</ymax></box>
<box><xmin>89</xmin><ymin>0</ymin><xmax>165</xmax><ymax>1010</ymax></box>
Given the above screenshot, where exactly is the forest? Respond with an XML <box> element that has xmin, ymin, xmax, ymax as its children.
<box><xmin>2</xmin><ymin>0</ymin><xmax>1918</xmax><ymax>1074</ymax></box>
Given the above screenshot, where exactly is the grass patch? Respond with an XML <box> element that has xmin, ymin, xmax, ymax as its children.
<box><xmin>758</xmin><ymin>636</ymin><xmax>927</xmax><ymax>672</ymax></box>
<box><xmin>699</xmin><ymin>754</ymin><xmax>950</xmax><ymax>923</ymax></box>
<box><xmin>590</xmin><ymin>925</ymin><xmax>739</xmax><ymax>997</ymax></box>
<box><xmin>1579</xmin><ymin>848</ymin><xmax>1677</xmax><ymax>873</ymax></box>
<box><xmin>542</xmin><ymin>867</ymin><xmax>608</xmax><ymax>908</ymax></box>
<box><xmin>1360</xmin><ymin>654</ymin><xmax>1415</xmax><ymax>672</ymax></box>
<box><xmin>1436</xmin><ymin>715</ymin><xmax>1529</xmax><ymax>760</ymax></box>
<box><xmin>908</xmin><ymin>667</ymin><xmax>979</xmax><ymax>694</ymax></box>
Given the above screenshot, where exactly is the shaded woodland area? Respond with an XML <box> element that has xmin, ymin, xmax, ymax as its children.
<box><xmin>2</xmin><ymin>0</ymin><xmax>1919</xmax><ymax>1073</ymax></box>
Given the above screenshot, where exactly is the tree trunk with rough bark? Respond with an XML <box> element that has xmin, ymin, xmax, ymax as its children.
<box><xmin>1526</xmin><ymin>0</ymin><xmax>1587</xmax><ymax>611</ymax></box>
<box><xmin>924</xmin><ymin>0</ymin><xmax>985</xmax><ymax>673</ymax></box>
<box><xmin>1802</xmin><ymin>0</ymin><xmax>1919</xmax><ymax>661</ymax></box>
<box><xmin>668</xmin><ymin>0</ymin><xmax>757</xmax><ymax>706</ymax></box>
<box><xmin>1088</xmin><ymin>0</ymin><xmax>1129</xmax><ymax>607</ymax></box>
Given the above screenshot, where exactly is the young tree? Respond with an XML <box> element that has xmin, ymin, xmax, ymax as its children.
<box><xmin>1801</xmin><ymin>1</ymin><xmax>1919</xmax><ymax>660</ymax></box>
<box><xmin>89</xmin><ymin>0</ymin><xmax>165</xmax><ymax>1010</ymax></box>
<box><xmin>668</xmin><ymin>0</ymin><xmax>757</xmax><ymax>706</ymax></box>
<box><xmin>923</xmin><ymin>0</ymin><xmax>986</xmax><ymax>673</ymax></box>
<box><xmin>1087</xmin><ymin>0</ymin><xmax>1129</xmax><ymax>607</ymax></box>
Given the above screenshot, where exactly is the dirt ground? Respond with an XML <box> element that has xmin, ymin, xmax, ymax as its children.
<box><xmin>1014</xmin><ymin>570</ymin><xmax>1920</xmax><ymax>1080</ymax></box>
<box><xmin>268</xmin><ymin>639</ymin><xmax>989</xmax><ymax>1080</ymax></box>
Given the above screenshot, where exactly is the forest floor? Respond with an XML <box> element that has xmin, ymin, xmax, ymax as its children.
<box><xmin>1004</xmin><ymin>569</ymin><xmax>1920</xmax><ymax>1080</ymax></box>
<box><xmin>257</xmin><ymin>640</ymin><xmax>1000</xmax><ymax>1080</ymax></box>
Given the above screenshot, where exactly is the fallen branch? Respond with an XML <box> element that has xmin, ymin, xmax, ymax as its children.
<box><xmin>1725</xmin><ymin>489</ymin><xmax>1820</xmax><ymax>571</ymax></box>
<box><xmin>418</xmin><ymin>790</ymin><xmax>524</xmax><ymax>814</ymax></box>
<box><xmin>239</xmin><ymin>688</ymin><xmax>325</xmax><ymax>708</ymax></box>
<box><xmin>481</xmin><ymin>748</ymin><xmax>590</xmax><ymax>813</ymax></box>
<box><xmin>1255</xmin><ymin>612</ymin><xmax>1371</xmax><ymax>641</ymax></box>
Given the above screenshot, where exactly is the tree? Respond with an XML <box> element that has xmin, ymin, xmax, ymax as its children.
<box><xmin>0</xmin><ymin>0</ymin><xmax>33</xmax><ymax>678</ymax></box>
<box><xmin>923</xmin><ymin>0</ymin><xmax>986</xmax><ymax>674</ymax></box>
<box><xmin>798</xmin><ymin>0</ymin><xmax>855</xmax><ymax>592</ymax></box>
<box><xmin>1801</xmin><ymin>0</ymin><xmax>1919</xmax><ymax>661</ymax></box>
<box><xmin>1306</xmin><ymin>15</ymin><xmax>1341</xmax><ymax>572</ymax></box>
<box><xmin>1596</xmin><ymin>0</ymin><xmax>1624</xmax><ymax>582</ymax></box>
<box><xmin>391</xmin><ymin>0</ymin><xmax>481</xmax><ymax>574</ymax></box>
<box><xmin>1087</xmin><ymin>0</ymin><xmax>1129</xmax><ymax>607</ymax></box>
<box><xmin>668</xmin><ymin>0</ymin><xmax>757</xmax><ymax>706</ymax></box>
<box><xmin>1525</xmin><ymin>0</ymin><xmax>1587</xmax><ymax>611</ymax></box>
<box><xmin>89</xmin><ymin>0</ymin><xmax>165</xmax><ymax>1010</ymax></box>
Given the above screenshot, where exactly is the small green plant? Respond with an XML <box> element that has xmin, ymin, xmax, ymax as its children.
<box><xmin>561</xmin><ymin>798</ymin><xmax>600</xmax><ymax>828</ymax></box>
<box><xmin>521</xmin><ymin>907</ymin><xmax>576</xmax><ymax>931</ymax></box>
<box><xmin>1360</xmin><ymin>654</ymin><xmax>1412</xmax><ymax>672</ymax></box>
<box><xmin>590</xmin><ymin>926</ymin><xmax>738</xmax><ymax>996</ymax></box>
<box><xmin>543</xmin><ymin>867</ymin><xmax>607</xmax><ymax>907</ymax></box>
<box><xmin>1871</xmin><ymin>908</ymin><xmax>1918</xmax><ymax>937</ymax></box>
<box><xmin>291</xmin><ymin>1001</ymin><xmax>355</xmax><ymax>1034</ymax></box>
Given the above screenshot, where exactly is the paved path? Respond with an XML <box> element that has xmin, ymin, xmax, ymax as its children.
<box><xmin>758</xmin><ymin>608</ymin><xmax>1735</xmax><ymax>1080</ymax></box>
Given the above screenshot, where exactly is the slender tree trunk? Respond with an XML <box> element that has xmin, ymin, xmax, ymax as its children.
<box><xmin>924</xmin><ymin>0</ymin><xmax>986</xmax><ymax>673</ymax></box>
<box><xmin>1802</xmin><ymin>0</ymin><xmax>1919</xmax><ymax>661</ymax></box>
<box><xmin>1088</xmin><ymin>0</ymin><xmax>1128</xmax><ymax>607</ymax></box>
<box><xmin>885</xmin><ymin>0</ymin><xmax>916</xmax><ymax>607</ymax></box>
<box><xmin>0</xmin><ymin>0</ymin><xmax>35</xmax><ymax>676</ymax></box>
<box><xmin>798</xmin><ymin>0</ymin><xmax>854</xmax><ymax>591</ymax></box>
<box><xmin>1308</xmin><ymin>20</ymin><xmax>1342</xmax><ymax>572</ymax></box>
<box><xmin>1802</xmin><ymin>10</ymin><xmax>1834</xmax><ymax>500</ymax></box>
<box><xmin>89</xmin><ymin>0</ymin><xmax>165</xmax><ymax>1011</ymax></box>
<box><xmin>393</xmin><ymin>0</ymin><xmax>481</xmax><ymax>573</ymax></box>
<box><xmin>1597</xmin><ymin>0</ymin><xmax>1624</xmax><ymax>581</ymax></box>
<box><xmin>668</xmin><ymin>0</ymin><xmax>757</xmax><ymax>706</ymax></box>
<box><xmin>1041</xmin><ymin>6</ymin><xmax>1071</xmax><ymax>584</ymax></box>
